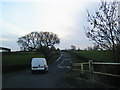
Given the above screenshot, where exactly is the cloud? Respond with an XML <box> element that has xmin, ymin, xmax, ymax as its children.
<box><xmin>0</xmin><ymin>21</ymin><xmax>28</xmax><ymax>44</ymax></box>
<box><xmin>0</xmin><ymin>38</ymin><xmax>11</xmax><ymax>41</ymax></box>
<box><xmin>34</xmin><ymin>1</ymin><xmax>88</xmax><ymax>38</ymax></box>
<box><xmin>0</xmin><ymin>21</ymin><xmax>29</xmax><ymax>36</ymax></box>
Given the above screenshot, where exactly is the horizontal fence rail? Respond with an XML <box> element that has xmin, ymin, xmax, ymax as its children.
<box><xmin>72</xmin><ymin>62</ymin><xmax>88</xmax><ymax>66</ymax></box>
<box><xmin>93</xmin><ymin>62</ymin><xmax>120</xmax><ymax>65</ymax></box>
<box><xmin>93</xmin><ymin>71</ymin><xmax>120</xmax><ymax>78</ymax></box>
<box><xmin>71</xmin><ymin>60</ymin><xmax>120</xmax><ymax>78</ymax></box>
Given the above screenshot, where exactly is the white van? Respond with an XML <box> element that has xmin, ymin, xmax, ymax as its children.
<box><xmin>31</xmin><ymin>58</ymin><xmax>48</xmax><ymax>73</ymax></box>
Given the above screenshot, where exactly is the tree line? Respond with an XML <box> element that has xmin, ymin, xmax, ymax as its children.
<box><xmin>17</xmin><ymin>31</ymin><xmax>60</xmax><ymax>51</ymax></box>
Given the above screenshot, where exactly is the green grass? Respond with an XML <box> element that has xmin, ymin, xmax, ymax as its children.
<box><xmin>2</xmin><ymin>51</ymin><xmax>60</xmax><ymax>66</ymax></box>
<box><xmin>2</xmin><ymin>52</ymin><xmax>45</xmax><ymax>66</ymax></box>
<box><xmin>2</xmin><ymin>51</ymin><xmax>60</xmax><ymax>74</ymax></box>
<box><xmin>74</xmin><ymin>50</ymin><xmax>114</xmax><ymax>62</ymax></box>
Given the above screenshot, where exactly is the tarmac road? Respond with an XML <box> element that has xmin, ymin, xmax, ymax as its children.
<box><xmin>2</xmin><ymin>51</ymin><xmax>73</xmax><ymax>88</ymax></box>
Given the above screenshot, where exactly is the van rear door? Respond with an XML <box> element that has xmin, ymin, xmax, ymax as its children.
<box><xmin>31</xmin><ymin>58</ymin><xmax>45</xmax><ymax>70</ymax></box>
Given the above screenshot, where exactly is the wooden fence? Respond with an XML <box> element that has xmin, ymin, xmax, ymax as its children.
<box><xmin>71</xmin><ymin>60</ymin><xmax>120</xmax><ymax>79</ymax></box>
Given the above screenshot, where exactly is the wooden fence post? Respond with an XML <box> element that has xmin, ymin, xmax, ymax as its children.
<box><xmin>81</xmin><ymin>63</ymin><xmax>84</xmax><ymax>74</ymax></box>
<box><xmin>89</xmin><ymin>60</ymin><xmax>93</xmax><ymax>73</ymax></box>
<box><xmin>81</xmin><ymin>64</ymin><xmax>83</xmax><ymax>70</ymax></box>
<box><xmin>89</xmin><ymin>60</ymin><xmax>94</xmax><ymax>82</ymax></box>
<box><xmin>70</xmin><ymin>62</ymin><xmax>73</xmax><ymax>70</ymax></box>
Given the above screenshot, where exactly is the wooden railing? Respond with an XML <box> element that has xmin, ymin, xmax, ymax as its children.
<box><xmin>71</xmin><ymin>60</ymin><xmax>120</xmax><ymax>78</ymax></box>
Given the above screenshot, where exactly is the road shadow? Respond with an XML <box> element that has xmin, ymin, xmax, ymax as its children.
<box><xmin>31</xmin><ymin>71</ymin><xmax>48</xmax><ymax>75</ymax></box>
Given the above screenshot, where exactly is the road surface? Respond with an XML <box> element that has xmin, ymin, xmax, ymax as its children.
<box><xmin>2</xmin><ymin>51</ymin><xmax>73</xmax><ymax>88</ymax></box>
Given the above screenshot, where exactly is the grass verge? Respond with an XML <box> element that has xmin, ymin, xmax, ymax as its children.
<box><xmin>74</xmin><ymin>50</ymin><xmax>114</xmax><ymax>62</ymax></box>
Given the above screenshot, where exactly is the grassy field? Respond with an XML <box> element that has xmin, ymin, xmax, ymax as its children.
<box><xmin>2</xmin><ymin>51</ymin><xmax>60</xmax><ymax>66</ymax></box>
<box><xmin>73</xmin><ymin>50</ymin><xmax>114</xmax><ymax>62</ymax></box>
<box><xmin>2</xmin><ymin>52</ymin><xmax>45</xmax><ymax>66</ymax></box>
<box><xmin>2</xmin><ymin>51</ymin><xmax>60</xmax><ymax>73</ymax></box>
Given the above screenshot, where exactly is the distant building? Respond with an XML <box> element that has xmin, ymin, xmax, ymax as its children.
<box><xmin>0</xmin><ymin>47</ymin><xmax>11</xmax><ymax>52</ymax></box>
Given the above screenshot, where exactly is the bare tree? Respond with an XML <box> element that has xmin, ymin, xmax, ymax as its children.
<box><xmin>87</xmin><ymin>46</ymin><xmax>93</xmax><ymax>51</ymax></box>
<box><xmin>42</xmin><ymin>32</ymin><xmax>60</xmax><ymax>48</ymax></box>
<box><xmin>17</xmin><ymin>36</ymin><xmax>29</xmax><ymax>51</ymax></box>
<box><xmin>71</xmin><ymin>45</ymin><xmax>76</xmax><ymax>51</ymax></box>
<box><xmin>17</xmin><ymin>31</ymin><xmax>60</xmax><ymax>51</ymax></box>
<box><xmin>85</xmin><ymin>1</ymin><xmax>120</xmax><ymax>61</ymax></box>
<box><xmin>17</xmin><ymin>32</ymin><xmax>39</xmax><ymax>51</ymax></box>
<box><xmin>93</xmin><ymin>45</ymin><xmax>100</xmax><ymax>50</ymax></box>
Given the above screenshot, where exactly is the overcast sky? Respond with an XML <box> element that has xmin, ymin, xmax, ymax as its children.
<box><xmin>0</xmin><ymin>0</ymin><xmax>112</xmax><ymax>51</ymax></box>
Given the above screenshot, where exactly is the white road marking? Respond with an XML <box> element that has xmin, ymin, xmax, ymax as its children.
<box><xmin>57</xmin><ymin>59</ymin><xmax>71</xmax><ymax>69</ymax></box>
<box><xmin>64</xmin><ymin>59</ymin><xmax>68</xmax><ymax>60</ymax></box>
<box><xmin>56</xmin><ymin>57</ymin><xmax>61</xmax><ymax>61</ymax></box>
<box><xmin>58</xmin><ymin>66</ymin><xmax>71</xmax><ymax>69</ymax></box>
<box><xmin>66</xmin><ymin>66</ymin><xmax>71</xmax><ymax>69</ymax></box>
<box><xmin>57</xmin><ymin>64</ymin><xmax>64</xmax><ymax>68</ymax></box>
<box><xmin>56</xmin><ymin>53</ymin><xmax>63</xmax><ymax>62</ymax></box>
<box><xmin>61</xmin><ymin>60</ymin><xmax>64</xmax><ymax>64</ymax></box>
<box><xmin>64</xmin><ymin>59</ymin><xmax>71</xmax><ymax>61</ymax></box>
<box><xmin>57</xmin><ymin>53</ymin><xmax>71</xmax><ymax>69</ymax></box>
